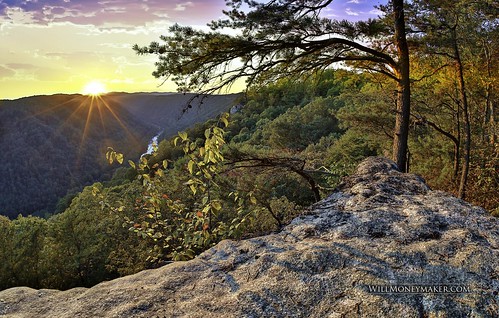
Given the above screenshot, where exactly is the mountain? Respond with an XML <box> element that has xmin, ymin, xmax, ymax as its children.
<box><xmin>0</xmin><ymin>92</ymin><xmax>240</xmax><ymax>218</ymax></box>
<box><xmin>109</xmin><ymin>92</ymin><xmax>240</xmax><ymax>136</ymax></box>
<box><xmin>0</xmin><ymin>157</ymin><xmax>496</xmax><ymax>317</ymax></box>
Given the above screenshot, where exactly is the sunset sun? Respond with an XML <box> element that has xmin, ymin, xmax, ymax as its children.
<box><xmin>82</xmin><ymin>81</ymin><xmax>107</xmax><ymax>96</ymax></box>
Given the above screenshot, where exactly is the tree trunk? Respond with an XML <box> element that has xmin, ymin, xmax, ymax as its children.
<box><xmin>293</xmin><ymin>169</ymin><xmax>321</xmax><ymax>203</ymax></box>
<box><xmin>392</xmin><ymin>0</ymin><xmax>411</xmax><ymax>172</ymax></box>
<box><xmin>482</xmin><ymin>40</ymin><xmax>496</xmax><ymax>145</ymax></box>
<box><xmin>453</xmin><ymin>30</ymin><xmax>471</xmax><ymax>199</ymax></box>
<box><xmin>454</xmin><ymin>99</ymin><xmax>461</xmax><ymax>180</ymax></box>
<box><xmin>453</xmin><ymin>142</ymin><xmax>460</xmax><ymax>179</ymax></box>
<box><xmin>490</xmin><ymin>90</ymin><xmax>496</xmax><ymax>145</ymax></box>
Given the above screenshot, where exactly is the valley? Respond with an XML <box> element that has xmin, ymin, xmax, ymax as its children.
<box><xmin>0</xmin><ymin>92</ymin><xmax>239</xmax><ymax>218</ymax></box>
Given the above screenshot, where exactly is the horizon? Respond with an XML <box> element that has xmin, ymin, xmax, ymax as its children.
<box><xmin>1</xmin><ymin>0</ymin><xmax>386</xmax><ymax>100</ymax></box>
<box><xmin>0</xmin><ymin>90</ymin><xmax>244</xmax><ymax>101</ymax></box>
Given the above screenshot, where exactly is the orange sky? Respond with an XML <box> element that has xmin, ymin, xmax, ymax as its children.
<box><xmin>0</xmin><ymin>0</ymin><xmax>385</xmax><ymax>100</ymax></box>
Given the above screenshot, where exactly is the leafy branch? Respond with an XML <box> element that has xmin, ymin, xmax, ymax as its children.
<box><xmin>102</xmin><ymin>113</ymin><xmax>254</xmax><ymax>262</ymax></box>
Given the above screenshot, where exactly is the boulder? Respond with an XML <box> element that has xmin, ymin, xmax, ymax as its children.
<box><xmin>0</xmin><ymin>157</ymin><xmax>497</xmax><ymax>317</ymax></box>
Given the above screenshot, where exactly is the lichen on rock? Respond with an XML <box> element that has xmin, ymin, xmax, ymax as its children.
<box><xmin>0</xmin><ymin>157</ymin><xmax>497</xmax><ymax>317</ymax></box>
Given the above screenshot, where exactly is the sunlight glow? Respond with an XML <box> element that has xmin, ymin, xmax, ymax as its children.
<box><xmin>82</xmin><ymin>81</ymin><xmax>107</xmax><ymax>96</ymax></box>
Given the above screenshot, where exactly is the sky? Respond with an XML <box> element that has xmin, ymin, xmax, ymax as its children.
<box><xmin>0</xmin><ymin>0</ymin><xmax>386</xmax><ymax>100</ymax></box>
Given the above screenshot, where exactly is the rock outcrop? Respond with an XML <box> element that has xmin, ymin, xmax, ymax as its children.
<box><xmin>1</xmin><ymin>157</ymin><xmax>497</xmax><ymax>317</ymax></box>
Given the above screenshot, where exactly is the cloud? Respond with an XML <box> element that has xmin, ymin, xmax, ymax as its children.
<box><xmin>0</xmin><ymin>0</ymin><xmax>223</xmax><ymax>26</ymax></box>
<box><xmin>321</xmin><ymin>0</ymin><xmax>388</xmax><ymax>22</ymax></box>
<box><xmin>6</xmin><ymin>63</ymin><xmax>37</xmax><ymax>70</ymax></box>
<box><xmin>345</xmin><ymin>8</ymin><xmax>359</xmax><ymax>16</ymax></box>
<box><xmin>0</xmin><ymin>6</ymin><xmax>37</xmax><ymax>24</ymax></box>
<box><xmin>174</xmin><ymin>2</ymin><xmax>194</xmax><ymax>12</ymax></box>
<box><xmin>2</xmin><ymin>62</ymin><xmax>71</xmax><ymax>80</ymax></box>
<box><xmin>369</xmin><ymin>9</ymin><xmax>384</xmax><ymax>16</ymax></box>
<box><xmin>0</xmin><ymin>62</ymin><xmax>71</xmax><ymax>82</ymax></box>
<box><xmin>0</xmin><ymin>65</ymin><xmax>15</xmax><ymax>78</ymax></box>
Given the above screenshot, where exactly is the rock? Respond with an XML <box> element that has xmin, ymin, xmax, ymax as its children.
<box><xmin>0</xmin><ymin>157</ymin><xmax>497</xmax><ymax>317</ymax></box>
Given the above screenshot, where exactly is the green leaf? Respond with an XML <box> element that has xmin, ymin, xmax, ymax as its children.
<box><xmin>201</xmin><ymin>196</ymin><xmax>208</xmax><ymax>205</ymax></box>
<box><xmin>211</xmin><ymin>200</ymin><xmax>222</xmax><ymax>211</ymax></box>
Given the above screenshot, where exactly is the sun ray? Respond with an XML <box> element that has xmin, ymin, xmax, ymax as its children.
<box><xmin>95</xmin><ymin>96</ymin><xmax>107</xmax><ymax>134</ymax></box>
<box><xmin>12</xmin><ymin>94</ymin><xmax>100</xmax><ymax>171</ymax></box>
<box><xmin>20</xmin><ymin>95</ymin><xmax>82</xmax><ymax>122</ymax></box>
<box><xmin>80</xmin><ymin>96</ymin><xmax>95</xmax><ymax>148</ymax></box>
<box><xmin>17</xmin><ymin>91</ymin><xmax>143</xmax><ymax>170</ymax></box>
<box><xmin>96</xmin><ymin>95</ymin><xmax>140</xmax><ymax>145</ymax></box>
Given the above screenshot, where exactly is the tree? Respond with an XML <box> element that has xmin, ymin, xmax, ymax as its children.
<box><xmin>134</xmin><ymin>0</ymin><xmax>412</xmax><ymax>171</ymax></box>
<box><xmin>0</xmin><ymin>216</ymin><xmax>12</xmax><ymax>290</ymax></box>
<box><xmin>7</xmin><ymin>216</ymin><xmax>48</xmax><ymax>289</ymax></box>
<box><xmin>407</xmin><ymin>0</ymin><xmax>498</xmax><ymax>198</ymax></box>
<box><xmin>391</xmin><ymin>0</ymin><xmax>411</xmax><ymax>172</ymax></box>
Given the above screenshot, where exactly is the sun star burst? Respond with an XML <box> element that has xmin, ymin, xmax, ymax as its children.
<box><xmin>82</xmin><ymin>81</ymin><xmax>107</xmax><ymax>96</ymax></box>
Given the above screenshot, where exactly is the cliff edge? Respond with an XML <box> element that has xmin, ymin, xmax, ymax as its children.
<box><xmin>1</xmin><ymin>157</ymin><xmax>497</xmax><ymax>317</ymax></box>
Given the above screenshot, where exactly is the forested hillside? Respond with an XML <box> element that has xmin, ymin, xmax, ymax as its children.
<box><xmin>0</xmin><ymin>93</ymin><xmax>238</xmax><ymax>218</ymax></box>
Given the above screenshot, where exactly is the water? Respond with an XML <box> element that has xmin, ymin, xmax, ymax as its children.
<box><xmin>143</xmin><ymin>131</ymin><xmax>162</xmax><ymax>156</ymax></box>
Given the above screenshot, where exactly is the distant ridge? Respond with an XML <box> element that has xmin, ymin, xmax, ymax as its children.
<box><xmin>0</xmin><ymin>92</ymin><xmax>240</xmax><ymax>218</ymax></box>
<box><xmin>0</xmin><ymin>92</ymin><xmax>176</xmax><ymax>101</ymax></box>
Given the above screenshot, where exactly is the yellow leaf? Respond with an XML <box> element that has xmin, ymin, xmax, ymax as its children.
<box><xmin>128</xmin><ymin>160</ymin><xmax>136</xmax><ymax>169</ymax></box>
<box><xmin>221</xmin><ymin>116</ymin><xmax>229</xmax><ymax>127</ymax></box>
<box><xmin>189</xmin><ymin>184</ymin><xmax>197</xmax><ymax>195</ymax></box>
<box><xmin>188</xmin><ymin>160</ymin><xmax>195</xmax><ymax>174</ymax></box>
<box><xmin>208</xmin><ymin>151</ymin><xmax>216</xmax><ymax>163</ymax></box>
<box><xmin>116</xmin><ymin>153</ymin><xmax>124</xmax><ymax>164</ymax></box>
<box><xmin>250</xmin><ymin>195</ymin><xmax>257</xmax><ymax>205</ymax></box>
<box><xmin>178</xmin><ymin>131</ymin><xmax>188</xmax><ymax>141</ymax></box>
